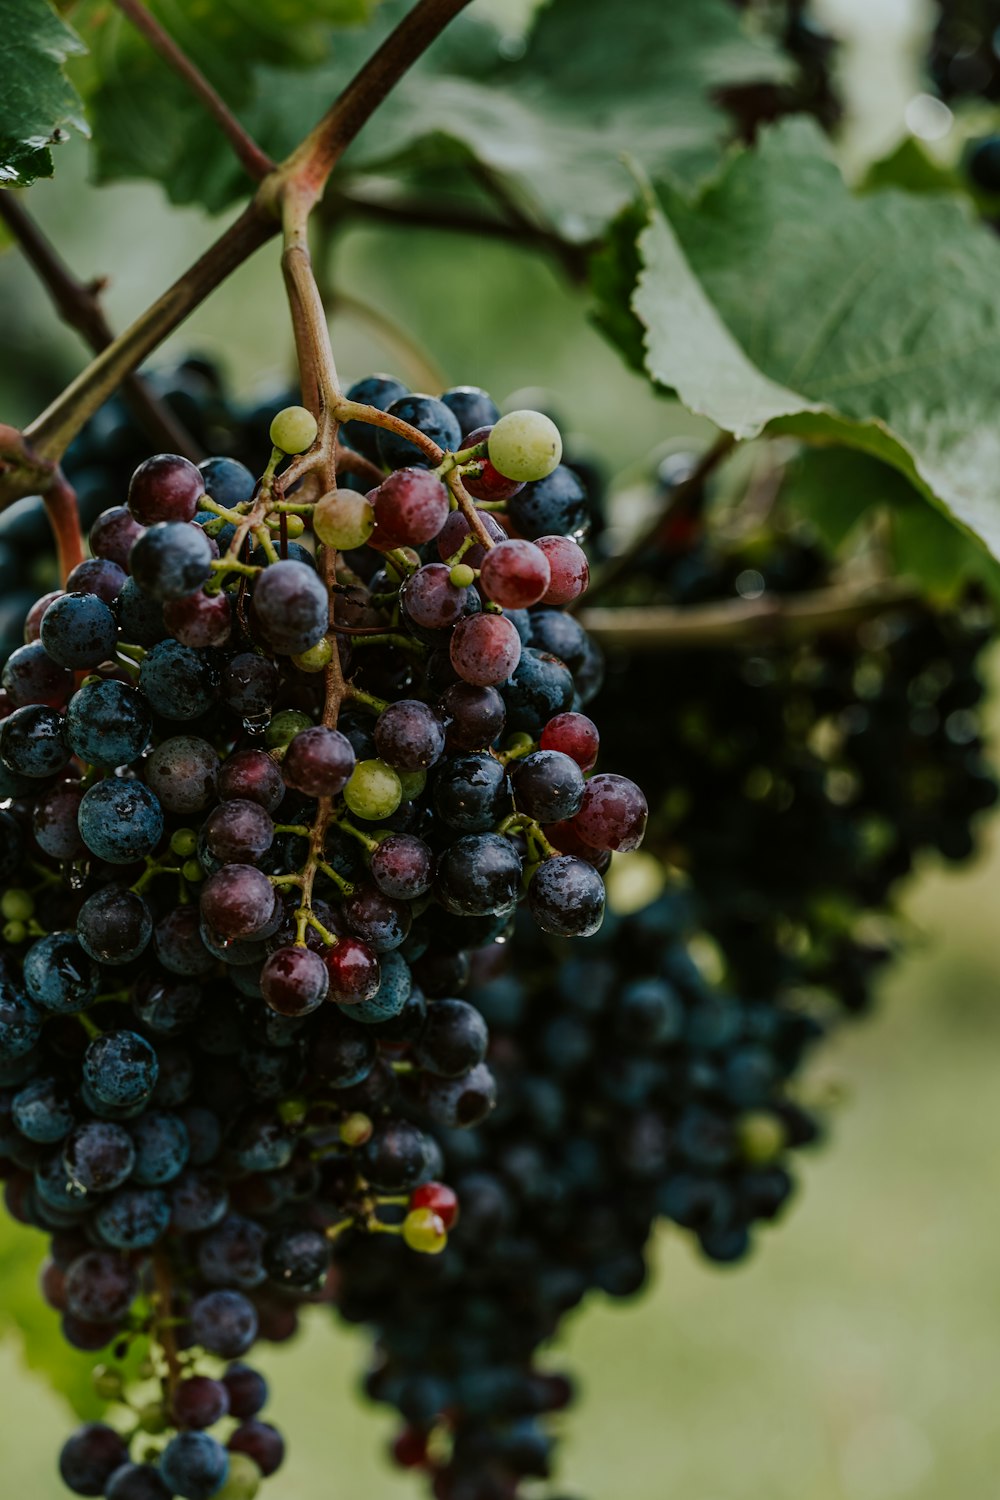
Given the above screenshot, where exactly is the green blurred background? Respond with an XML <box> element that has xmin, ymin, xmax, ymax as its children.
<box><xmin>2</xmin><ymin>0</ymin><xmax>997</xmax><ymax>1495</ymax></box>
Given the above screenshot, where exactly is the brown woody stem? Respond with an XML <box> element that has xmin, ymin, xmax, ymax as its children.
<box><xmin>578</xmin><ymin>581</ymin><xmax>917</xmax><ymax>650</ymax></box>
<box><xmin>45</xmin><ymin>472</ymin><xmax>86</xmax><ymax>582</ymax></box>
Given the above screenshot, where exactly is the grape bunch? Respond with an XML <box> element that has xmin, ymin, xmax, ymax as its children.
<box><xmin>592</xmin><ymin>466</ymin><xmax>997</xmax><ymax>1005</ymax></box>
<box><xmin>0</xmin><ymin>374</ymin><xmax>644</xmax><ymax>1499</ymax></box>
<box><xmin>333</xmin><ymin>892</ymin><xmax>826</xmax><ymax>1499</ymax></box>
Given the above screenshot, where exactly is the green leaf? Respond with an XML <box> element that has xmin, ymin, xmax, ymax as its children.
<box><xmin>781</xmin><ymin>446</ymin><xmax>1000</xmax><ymax>604</ymax></box>
<box><xmin>859</xmin><ymin>135</ymin><xmax>964</xmax><ymax>197</ymax></box>
<box><xmin>0</xmin><ymin>0</ymin><xmax>87</xmax><ymax>187</ymax></box>
<box><xmin>603</xmin><ymin>117</ymin><xmax>1000</xmax><ymax>565</ymax></box>
<box><xmin>77</xmin><ymin>0</ymin><xmax>788</xmax><ymax>227</ymax></box>
<box><xmin>0</xmin><ymin>1217</ymin><xmax>103</xmax><ymax>1419</ymax></box>
<box><xmin>73</xmin><ymin>0</ymin><xmax>378</xmax><ymax>207</ymax></box>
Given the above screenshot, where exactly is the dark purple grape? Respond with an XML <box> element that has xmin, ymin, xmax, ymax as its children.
<box><xmin>189</xmin><ymin>1288</ymin><xmax>258</xmax><ymax>1357</ymax></box>
<box><xmin>439</xmin><ymin>682</ymin><xmax>506</xmax><ymax>751</ymax></box>
<box><xmin>32</xmin><ymin>781</ymin><xmax>87</xmax><ymax>860</ymax></box>
<box><xmin>422</xmin><ymin>1062</ymin><xmax>497</xmax><ymax>1129</ymax></box>
<box><xmin>159</xmin><ymin>1430</ymin><xmax>229</xmax><ymax>1500</ymax></box>
<box><xmin>263</xmin><ymin>1226</ymin><xmax>329</xmax><ymax>1289</ymax></box>
<box><xmin>128</xmin><ymin>454</ymin><xmax>204</xmax><ymax>526</ymax></box>
<box><xmin>572</xmin><ymin>774</ymin><xmax>648</xmax><ymax>852</ymax></box>
<box><xmin>376</xmin><ymin>394</ymin><xmax>462</xmax><ymax>470</ymax></box>
<box><xmin>78</xmin><ymin>779</ymin><xmax>164</xmax><ymax>864</ymax></box>
<box><xmin>40</xmin><ymin>592</ymin><xmax>118</xmax><ymax>670</ymax></box>
<box><xmin>154</xmin><ymin>907</ymin><xmax>216</xmax><ymax>978</ymax></box>
<box><xmin>129</xmin><ymin>522</ymin><xmax>213</xmax><ymax>601</ymax></box>
<box><xmin>218</xmin><ymin>748</ymin><xmax>285</xmax><ymax>811</ymax></box>
<box><xmin>91</xmin><ymin>506</ymin><xmax>145</xmax><ymax>569</ymax></box>
<box><xmin>413</xmin><ymin>998</ymin><xmax>488</xmax><ymax>1077</ymax></box>
<box><xmin>251</xmin><ymin>560</ymin><xmax>328</xmax><ymax>656</ymax></box>
<box><xmin>64</xmin><ymin>1250</ymin><xmax>137</xmax><ymax>1324</ymax></box>
<box><xmin>66</xmin><ymin>679</ymin><xmax>152</xmax><ymax>768</ymax></box>
<box><xmin>261</xmin><ymin>946</ymin><xmax>329</xmax><ymax>1017</ymax></box>
<box><xmin>222</xmin><ymin>1364</ymin><xmax>268</xmax><ymax>1420</ymax></box>
<box><xmin>199</xmin><ymin>865</ymin><xmax>277</xmax><ymax>940</ymax></box>
<box><xmin>76</xmin><ymin>887</ymin><xmax>151</xmax><ymax>965</ymax></box>
<box><xmin>528</xmin><ymin>855</ymin><xmax>605</xmax><ymax>937</ymax></box>
<box><xmin>171</xmin><ymin>1375</ymin><xmax>230</xmax><ymax>1431</ymax></box>
<box><xmin>63</xmin><ymin>1121</ymin><xmax>135</xmax><ymax>1193</ymax></box>
<box><xmin>139</xmin><ymin>640</ymin><xmax>217</xmax><ymax>721</ymax></box>
<box><xmin>436</xmin><ymin>833</ymin><xmax>522</xmax><ymax>918</ymax></box>
<box><xmin>203</xmin><ymin>799</ymin><xmax>274</xmax><ymax>865</ymax></box>
<box><xmin>2</xmin><ymin>640</ymin><xmax>73</xmax><ymax>708</ymax></box>
<box><xmin>105</xmin><ymin>1464</ymin><xmax>172</xmax><ymax>1500</ymax></box>
<box><xmin>163</xmin><ymin>589</ymin><xmax>232</xmax><ymax>649</ymax></box>
<box><xmin>343</xmin><ymin>884</ymin><xmax>411</xmax><ymax>953</ymax></box>
<box><xmin>400</xmin><ymin>564</ymin><xmax>470</xmax><ymax>632</ymax></box>
<box><xmin>228</xmin><ymin>1419</ymin><xmax>286</xmax><ymax>1477</ymax></box>
<box><xmin>221</xmin><ymin>653</ymin><xmax>280</xmax><ymax>719</ymax></box>
<box><xmin>281</xmin><ymin>726</ymin><xmax>355</xmax><ymax>797</ymax></box>
<box><xmin>362</xmin><ymin>1119</ymin><xmax>433</xmax><ymax>1191</ymax></box>
<box><xmin>146</xmin><ymin>735</ymin><xmax>220</xmax><ymax>814</ymax></box>
<box><xmin>0</xmin><ymin>703</ymin><xmax>71</xmax><ymax>778</ymax></box>
<box><xmin>59</xmin><ymin>1424</ymin><xmax>129</xmax><ymax>1496</ymax></box>
<box><xmin>511</xmin><ymin>750</ymin><xmax>585</xmax><ymax>823</ymax></box>
<box><xmin>374</xmin><ymin>700</ymin><xmax>446</xmax><ymax>771</ymax></box>
<box><xmin>370</xmin><ymin>833</ymin><xmax>434</xmax><ymax>900</ymax></box>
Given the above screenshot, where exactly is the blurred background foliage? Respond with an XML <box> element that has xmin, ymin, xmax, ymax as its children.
<box><xmin>2</xmin><ymin>0</ymin><xmax>1000</xmax><ymax>1496</ymax></box>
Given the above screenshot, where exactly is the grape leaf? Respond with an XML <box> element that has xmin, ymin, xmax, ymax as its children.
<box><xmin>780</xmin><ymin>447</ymin><xmax>1000</xmax><ymax>604</ymax></box>
<box><xmin>0</xmin><ymin>1219</ymin><xmax>103</xmax><ymax>1419</ymax></box>
<box><xmin>599</xmin><ymin>118</ymin><xmax>1000</xmax><ymax>563</ymax></box>
<box><xmin>71</xmin><ymin>0</ymin><xmax>379</xmax><ymax>204</ymax></box>
<box><xmin>75</xmin><ymin>0</ymin><xmax>789</xmax><ymax>227</ymax></box>
<box><xmin>0</xmin><ymin>0</ymin><xmax>87</xmax><ymax>186</ymax></box>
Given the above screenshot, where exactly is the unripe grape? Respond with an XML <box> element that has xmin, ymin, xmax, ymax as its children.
<box><xmin>214</xmin><ymin>1453</ymin><xmax>262</xmax><ymax>1500</ymax></box>
<box><xmin>488</xmin><ymin>410</ymin><xmax>562</xmax><ymax>483</ymax></box>
<box><xmin>291</xmin><ymin>638</ymin><xmax>334</xmax><ymax>673</ymax></box>
<box><xmin>313</xmin><ymin>489</ymin><xmax>376</xmax><ymax>550</ymax></box>
<box><xmin>339</xmin><ymin>1112</ymin><xmax>373</xmax><ymax>1147</ymax></box>
<box><xmin>450</xmin><ymin>563</ymin><xmax>476</xmax><ymax>589</ymax></box>
<box><xmin>402</xmin><ymin>1206</ymin><xmax>448</xmax><ymax>1254</ymax></box>
<box><xmin>343</xmin><ymin>759</ymin><xmax>403</xmax><ymax>820</ymax></box>
<box><xmin>269</xmin><ymin>406</ymin><xmax>318</xmax><ymax>454</ymax></box>
<box><xmin>265</xmin><ymin>709</ymin><xmax>313</xmax><ymax>750</ymax></box>
<box><xmin>1</xmin><ymin>889</ymin><xmax>33</xmax><ymax>922</ymax></box>
<box><xmin>737</xmin><ymin>1111</ymin><xmax>787</xmax><ymax>1165</ymax></box>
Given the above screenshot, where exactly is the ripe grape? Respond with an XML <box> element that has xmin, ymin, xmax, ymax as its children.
<box><xmin>536</xmin><ymin>534</ymin><xmax>589</xmax><ymax>604</ymax></box>
<box><xmin>450</xmin><ymin>612</ymin><xmax>522</xmax><ymax>687</ymax></box>
<box><xmin>376</xmin><ymin>395</ymin><xmax>462</xmax><ymax>469</ymax></box>
<box><xmin>281</xmin><ymin>726</ymin><xmax>355</xmax><ymax>797</ymax></box>
<box><xmin>129</xmin><ymin>523</ymin><xmax>214</xmax><ymax>602</ymax></box>
<box><xmin>479</xmin><ymin>538</ymin><xmax>551</xmax><ymax>609</ymax></box>
<box><xmin>128</xmin><ymin>454</ymin><xmax>205</xmax><ymax>526</ymax></box>
<box><xmin>371</xmin><ymin>469</ymin><xmax>450</xmax><ymax>548</ymax></box>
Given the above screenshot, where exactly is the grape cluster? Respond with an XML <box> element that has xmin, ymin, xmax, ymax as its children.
<box><xmin>929</xmin><ymin>0</ymin><xmax>1000</xmax><ymax>102</ymax></box>
<box><xmin>0</xmin><ymin>373</ymin><xmax>644</xmax><ymax>1499</ymax></box>
<box><xmin>593</xmin><ymin>468</ymin><xmax>997</xmax><ymax>1005</ymax></box>
<box><xmin>333</xmin><ymin>893</ymin><xmax>825</xmax><ymax>1499</ymax></box>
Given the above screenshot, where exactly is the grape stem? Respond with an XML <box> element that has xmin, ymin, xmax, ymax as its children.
<box><xmin>0</xmin><ymin>193</ymin><xmax>203</xmax><ymax>460</ymax></box>
<box><xmin>446</xmin><ymin>468</ymin><xmax>497</xmax><ymax>551</ymax></box>
<box><xmin>578</xmin><ymin>580</ymin><xmax>918</xmax><ymax>649</ymax></box>
<box><xmin>152</xmin><ymin>1250</ymin><xmax>184</xmax><ymax>1402</ymax></box>
<box><xmin>45</xmin><ymin>471</ymin><xmax>86</xmax><ymax>582</ymax></box>
<box><xmin>109</xmin><ymin>0</ymin><xmax>276</xmax><ymax>183</ymax></box>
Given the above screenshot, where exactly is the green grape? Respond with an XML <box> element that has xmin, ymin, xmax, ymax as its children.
<box><xmin>270</xmin><ymin>405</ymin><xmax>318</xmax><ymax>454</ymax></box>
<box><xmin>450</xmin><ymin>563</ymin><xmax>476</xmax><ymax>588</ymax></box>
<box><xmin>313</xmin><ymin>488</ymin><xmax>376</xmax><ymax>549</ymax></box>
<box><xmin>488</xmin><ymin>409</ymin><xmax>562</xmax><ymax>483</ymax></box>
<box><xmin>397</xmin><ymin>767</ymin><xmax>426</xmax><ymax>800</ymax></box>
<box><xmin>266</xmin><ymin>708</ymin><xmax>314</xmax><ymax>749</ymax></box>
<box><xmin>402</xmin><ymin>1206</ymin><xmax>447</xmax><ymax>1255</ymax></box>
<box><xmin>736</xmin><ymin>1111</ymin><xmax>787</xmax><ymax>1165</ymax></box>
<box><xmin>292</xmin><ymin>638</ymin><xmax>334</xmax><ymax>673</ymax></box>
<box><xmin>1</xmin><ymin>889</ymin><xmax>33</xmax><ymax>921</ymax></box>
<box><xmin>215</xmin><ymin>1453</ymin><xmax>262</xmax><ymax>1500</ymax></box>
<box><xmin>170</xmin><ymin>828</ymin><xmax>198</xmax><ymax>858</ymax></box>
<box><xmin>3</xmin><ymin>920</ymin><xmax>26</xmax><ymax>944</ymax></box>
<box><xmin>181</xmin><ymin>859</ymin><xmax>204</xmax><ymax>884</ymax></box>
<box><xmin>92</xmin><ymin>1366</ymin><xmax>124</xmax><ymax>1401</ymax></box>
<box><xmin>136</xmin><ymin>1400</ymin><xmax>168</xmax><ymax>1434</ymax></box>
<box><xmin>343</xmin><ymin>759</ymin><xmax>403</xmax><ymax>820</ymax></box>
<box><xmin>339</xmin><ymin>1111</ymin><xmax>373</xmax><ymax>1146</ymax></box>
